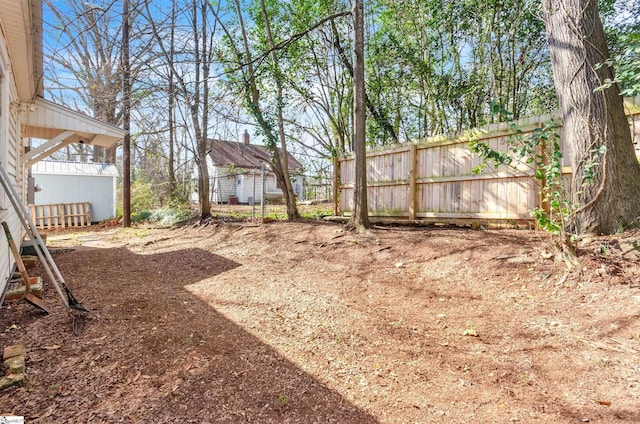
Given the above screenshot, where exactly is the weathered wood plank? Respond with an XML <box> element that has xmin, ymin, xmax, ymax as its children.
<box><xmin>30</xmin><ymin>202</ymin><xmax>92</xmax><ymax>229</ymax></box>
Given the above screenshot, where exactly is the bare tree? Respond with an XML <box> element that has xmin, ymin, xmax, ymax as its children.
<box><xmin>330</xmin><ymin>20</ymin><xmax>398</xmax><ymax>144</ymax></box>
<box><xmin>167</xmin><ymin>1</ymin><xmax>177</xmax><ymax>197</ymax></box>
<box><xmin>44</xmin><ymin>0</ymin><xmax>149</xmax><ymax>163</ymax></box>
<box><xmin>143</xmin><ymin>0</ymin><xmax>214</xmax><ymax>220</ymax></box>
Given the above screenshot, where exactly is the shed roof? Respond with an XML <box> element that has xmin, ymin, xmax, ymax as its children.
<box><xmin>31</xmin><ymin>160</ymin><xmax>119</xmax><ymax>177</ymax></box>
<box><xmin>208</xmin><ymin>139</ymin><xmax>302</xmax><ymax>171</ymax></box>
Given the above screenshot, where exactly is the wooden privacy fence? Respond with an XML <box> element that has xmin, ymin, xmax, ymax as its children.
<box><xmin>335</xmin><ymin>97</ymin><xmax>640</xmax><ymax>225</ymax></box>
<box><xmin>29</xmin><ymin>202</ymin><xmax>92</xmax><ymax>229</ymax></box>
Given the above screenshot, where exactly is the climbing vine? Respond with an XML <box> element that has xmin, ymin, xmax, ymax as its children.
<box><xmin>468</xmin><ymin>105</ymin><xmax>575</xmax><ymax>236</ymax></box>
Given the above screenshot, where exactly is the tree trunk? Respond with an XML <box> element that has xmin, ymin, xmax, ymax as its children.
<box><xmin>168</xmin><ymin>1</ymin><xmax>177</xmax><ymax>197</ymax></box>
<box><xmin>122</xmin><ymin>0</ymin><xmax>131</xmax><ymax>228</ymax></box>
<box><xmin>259</xmin><ymin>0</ymin><xmax>300</xmax><ymax>220</ymax></box>
<box><xmin>193</xmin><ymin>0</ymin><xmax>210</xmax><ymax>220</ymax></box>
<box><xmin>230</xmin><ymin>0</ymin><xmax>299</xmax><ymax>220</ymax></box>
<box><xmin>543</xmin><ymin>0</ymin><xmax>640</xmax><ymax>234</ymax></box>
<box><xmin>351</xmin><ymin>0</ymin><xmax>369</xmax><ymax>228</ymax></box>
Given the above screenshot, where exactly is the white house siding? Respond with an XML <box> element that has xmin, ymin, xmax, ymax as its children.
<box><xmin>265</xmin><ymin>173</ymin><xmax>280</xmax><ymax>195</ymax></box>
<box><xmin>291</xmin><ymin>175</ymin><xmax>304</xmax><ymax>200</ymax></box>
<box><xmin>33</xmin><ymin>170</ymin><xmax>117</xmax><ymax>222</ymax></box>
<box><xmin>237</xmin><ymin>172</ymin><xmax>287</xmax><ymax>203</ymax></box>
<box><xmin>210</xmin><ymin>166</ymin><xmax>237</xmax><ymax>204</ymax></box>
<box><xmin>208</xmin><ymin>166</ymin><xmax>305</xmax><ymax>204</ymax></box>
<box><xmin>631</xmin><ymin>112</ymin><xmax>640</xmax><ymax>160</ymax></box>
<box><xmin>235</xmin><ymin>171</ymin><xmax>265</xmax><ymax>204</ymax></box>
<box><xmin>0</xmin><ymin>36</ymin><xmax>27</xmax><ymax>299</ymax></box>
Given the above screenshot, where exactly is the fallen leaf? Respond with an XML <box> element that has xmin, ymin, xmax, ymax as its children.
<box><xmin>43</xmin><ymin>345</ymin><xmax>61</xmax><ymax>350</ymax></box>
<box><xmin>595</xmin><ymin>400</ymin><xmax>611</xmax><ymax>406</ymax></box>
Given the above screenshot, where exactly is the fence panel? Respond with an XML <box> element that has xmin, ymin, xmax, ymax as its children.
<box><xmin>336</xmin><ymin>98</ymin><xmax>640</xmax><ymax>224</ymax></box>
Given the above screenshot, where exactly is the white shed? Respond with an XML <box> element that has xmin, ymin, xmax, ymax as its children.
<box><xmin>32</xmin><ymin>160</ymin><xmax>118</xmax><ymax>222</ymax></box>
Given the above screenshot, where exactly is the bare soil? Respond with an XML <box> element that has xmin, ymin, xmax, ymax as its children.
<box><xmin>0</xmin><ymin>219</ymin><xmax>639</xmax><ymax>423</ymax></box>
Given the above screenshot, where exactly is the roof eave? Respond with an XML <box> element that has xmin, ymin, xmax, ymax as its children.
<box><xmin>0</xmin><ymin>0</ymin><xmax>43</xmax><ymax>102</ymax></box>
<box><xmin>22</xmin><ymin>97</ymin><xmax>127</xmax><ymax>147</ymax></box>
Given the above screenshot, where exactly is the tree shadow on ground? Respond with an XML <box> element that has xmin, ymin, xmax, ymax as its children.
<box><xmin>0</xmin><ymin>245</ymin><xmax>378</xmax><ymax>423</ymax></box>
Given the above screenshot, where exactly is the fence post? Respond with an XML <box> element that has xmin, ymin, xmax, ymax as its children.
<box><xmin>538</xmin><ymin>126</ymin><xmax>550</xmax><ymax>218</ymax></box>
<box><xmin>333</xmin><ymin>156</ymin><xmax>339</xmax><ymax>216</ymax></box>
<box><xmin>408</xmin><ymin>143</ymin><xmax>417</xmax><ymax>220</ymax></box>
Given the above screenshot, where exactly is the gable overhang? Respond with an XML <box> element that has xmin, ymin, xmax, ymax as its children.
<box><xmin>20</xmin><ymin>97</ymin><xmax>127</xmax><ymax>166</ymax></box>
<box><xmin>0</xmin><ymin>0</ymin><xmax>43</xmax><ymax>101</ymax></box>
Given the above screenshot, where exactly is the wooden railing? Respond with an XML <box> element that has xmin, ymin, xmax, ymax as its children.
<box><xmin>29</xmin><ymin>202</ymin><xmax>92</xmax><ymax>229</ymax></box>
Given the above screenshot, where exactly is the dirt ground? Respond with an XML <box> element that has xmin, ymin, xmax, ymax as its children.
<box><xmin>0</xmin><ymin>218</ymin><xmax>639</xmax><ymax>423</ymax></box>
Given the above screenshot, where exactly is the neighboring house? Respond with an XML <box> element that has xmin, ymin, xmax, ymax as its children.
<box><xmin>207</xmin><ymin>131</ymin><xmax>305</xmax><ymax>204</ymax></box>
<box><xmin>32</xmin><ymin>160</ymin><xmax>119</xmax><ymax>222</ymax></box>
<box><xmin>0</xmin><ymin>1</ymin><xmax>126</xmax><ymax>303</ymax></box>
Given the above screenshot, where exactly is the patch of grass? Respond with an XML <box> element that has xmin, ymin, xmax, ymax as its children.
<box><xmin>132</xmin><ymin>207</ymin><xmax>192</xmax><ymax>227</ymax></box>
<box><xmin>132</xmin><ymin>210</ymin><xmax>153</xmax><ymax>223</ymax></box>
<box><xmin>276</xmin><ymin>393</ymin><xmax>290</xmax><ymax>405</ymax></box>
<box><xmin>300</xmin><ymin>206</ymin><xmax>332</xmax><ymax>219</ymax></box>
<box><xmin>209</xmin><ymin>203</ymin><xmax>332</xmax><ymax>221</ymax></box>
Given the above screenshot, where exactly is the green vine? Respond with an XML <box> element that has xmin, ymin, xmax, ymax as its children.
<box><xmin>468</xmin><ymin>104</ymin><xmax>576</xmax><ymax>236</ymax></box>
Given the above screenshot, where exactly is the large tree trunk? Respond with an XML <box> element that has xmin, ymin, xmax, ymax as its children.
<box><xmin>543</xmin><ymin>0</ymin><xmax>640</xmax><ymax>234</ymax></box>
<box><xmin>350</xmin><ymin>0</ymin><xmax>369</xmax><ymax>228</ymax></box>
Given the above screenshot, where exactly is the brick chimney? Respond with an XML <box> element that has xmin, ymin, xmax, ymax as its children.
<box><xmin>243</xmin><ymin>129</ymin><xmax>250</xmax><ymax>145</ymax></box>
